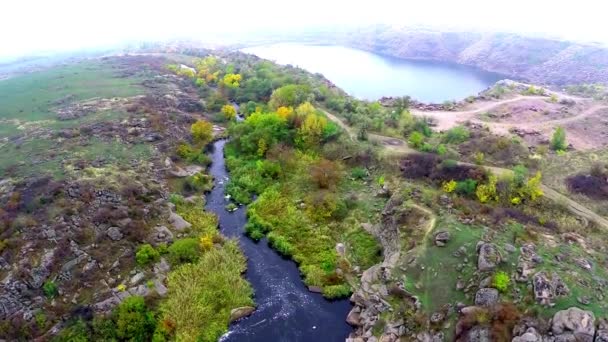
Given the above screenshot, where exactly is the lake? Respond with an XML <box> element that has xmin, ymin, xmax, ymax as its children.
<box><xmin>242</xmin><ymin>44</ymin><xmax>504</xmax><ymax>103</ymax></box>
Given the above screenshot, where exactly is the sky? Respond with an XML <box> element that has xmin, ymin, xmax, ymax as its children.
<box><xmin>1</xmin><ymin>0</ymin><xmax>607</xmax><ymax>58</ymax></box>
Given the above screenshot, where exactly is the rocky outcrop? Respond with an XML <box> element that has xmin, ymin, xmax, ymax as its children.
<box><xmin>551</xmin><ymin>307</ymin><xmax>595</xmax><ymax>342</ymax></box>
<box><xmin>474</xmin><ymin>288</ymin><xmax>498</xmax><ymax>307</ymax></box>
<box><xmin>477</xmin><ymin>242</ymin><xmax>501</xmax><ymax>272</ymax></box>
<box><xmin>532</xmin><ymin>271</ymin><xmax>569</xmax><ymax>305</ymax></box>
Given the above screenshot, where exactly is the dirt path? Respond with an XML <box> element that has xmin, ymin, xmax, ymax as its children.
<box><xmin>322</xmin><ymin>108</ymin><xmax>608</xmax><ymax>230</ymax></box>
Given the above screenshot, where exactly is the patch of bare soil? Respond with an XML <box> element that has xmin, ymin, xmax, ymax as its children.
<box><xmin>478</xmin><ymin>98</ymin><xmax>581</xmax><ymax>124</ymax></box>
<box><xmin>562</xmin><ymin>108</ymin><xmax>608</xmax><ymax>150</ymax></box>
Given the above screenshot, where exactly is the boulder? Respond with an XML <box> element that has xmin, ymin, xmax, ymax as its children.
<box><xmin>106</xmin><ymin>227</ymin><xmax>123</xmax><ymax>241</ymax></box>
<box><xmin>466</xmin><ymin>325</ymin><xmax>491</xmax><ymax>342</ymax></box>
<box><xmin>512</xmin><ymin>327</ymin><xmax>542</xmax><ymax>342</ymax></box>
<box><xmin>229</xmin><ymin>306</ymin><xmax>255</xmax><ymax>322</ymax></box>
<box><xmin>150</xmin><ymin>225</ymin><xmax>173</xmax><ymax>245</ymax></box>
<box><xmin>477</xmin><ymin>242</ymin><xmax>501</xmax><ymax>271</ymax></box>
<box><xmin>169</xmin><ymin>212</ymin><xmax>191</xmax><ymax>231</ymax></box>
<box><xmin>474</xmin><ymin>288</ymin><xmax>499</xmax><ymax>307</ymax></box>
<box><xmin>533</xmin><ymin>271</ymin><xmax>569</xmax><ymax>305</ymax></box>
<box><xmin>551</xmin><ymin>307</ymin><xmax>595</xmax><ymax>342</ymax></box>
<box><xmin>434</xmin><ymin>231</ymin><xmax>450</xmax><ymax>247</ymax></box>
<box><xmin>596</xmin><ymin>319</ymin><xmax>608</xmax><ymax>342</ymax></box>
<box><xmin>346</xmin><ymin>306</ymin><xmax>362</xmax><ymax>326</ymax></box>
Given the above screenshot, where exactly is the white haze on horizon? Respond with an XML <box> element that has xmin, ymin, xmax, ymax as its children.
<box><xmin>1</xmin><ymin>0</ymin><xmax>607</xmax><ymax>59</ymax></box>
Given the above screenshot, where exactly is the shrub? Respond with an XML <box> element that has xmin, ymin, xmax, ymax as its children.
<box><xmin>136</xmin><ymin>244</ymin><xmax>160</xmax><ymax>266</ymax></box>
<box><xmin>476</xmin><ymin>175</ymin><xmax>498</xmax><ymax>203</ymax></box>
<box><xmin>184</xmin><ymin>172</ymin><xmax>214</xmax><ymax>193</ymax></box>
<box><xmin>456</xmin><ymin>179</ymin><xmax>477</xmax><ymax>196</ymax></box>
<box><xmin>436</xmin><ymin>144</ymin><xmax>447</xmax><ymax>155</ymax></box>
<box><xmin>408</xmin><ymin>131</ymin><xmax>425</xmax><ymax>148</ymax></box>
<box><xmin>323</xmin><ymin>284</ymin><xmax>352</xmax><ymax>299</ymax></box>
<box><xmin>351</xmin><ymin>167</ymin><xmax>367</xmax><ymax>180</ymax></box>
<box><xmin>444</xmin><ymin>126</ymin><xmax>470</xmax><ymax>144</ymax></box>
<box><xmin>442</xmin><ymin>180</ymin><xmax>457</xmax><ymax>193</ymax></box>
<box><xmin>493</xmin><ymin>271</ymin><xmax>510</xmax><ymax>292</ymax></box>
<box><xmin>114</xmin><ymin>296</ymin><xmax>156</xmax><ymax>341</ymax></box>
<box><xmin>551</xmin><ymin>126</ymin><xmax>567</xmax><ymax>151</ymax></box>
<box><xmin>168</xmin><ymin>238</ymin><xmax>201</xmax><ymax>264</ymax></box>
<box><xmin>42</xmin><ymin>281</ymin><xmax>58</xmax><ymax>298</ymax></box>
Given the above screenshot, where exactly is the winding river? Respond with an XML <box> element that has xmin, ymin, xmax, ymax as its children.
<box><xmin>242</xmin><ymin>43</ymin><xmax>504</xmax><ymax>103</ymax></box>
<box><xmin>206</xmin><ymin>140</ymin><xmax>352</xmax><ymax>341</ymax></box>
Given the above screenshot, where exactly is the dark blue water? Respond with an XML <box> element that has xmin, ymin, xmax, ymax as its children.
<box><xmin>205</xmin><ymin>140</ymin><xmax>352</xmax><ymax>342</ymax></box>
<box><xmin>242</xmin><ymin>44</ymin><xmax>504</xmax><ymax>103</ymax></box>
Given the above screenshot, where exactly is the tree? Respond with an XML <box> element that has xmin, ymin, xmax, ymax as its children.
<box><xmin>276</xmin><ymin>106</ymin><xmax>293</xmax><ymax>120</ymax></box>
<box><xmin>221</xmin><ymin>104</ymin><xmax>237</xmax><ymax>121</ymax></box>
<box><xmin>297</xmin><ymin>113</ymin><xmax>327</xmax><ymax>148</ymax></box>
<box><xmin>222</xmin><ymin>73</ymin><xmax>242</xmax><ymax>88</ymax></box>
<box><xmin>268</xmin><ymin>84</ymin><xmax>312</xmax><ymax>109</ymax></box>
<box><xmin>551</xmin><ymin>126</ymin><xmax>567</xmax><ymax>151</ymax></box>
<box><xmin>191</xmin><ymin>120</ymin><xmax>213</xmax><ymax>146</ymax></box>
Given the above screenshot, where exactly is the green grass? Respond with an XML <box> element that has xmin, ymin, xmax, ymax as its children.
<box><xmin>0</xmin><ymin>60</ymin><xmax>143</xmax><ymax>125</ymax></box>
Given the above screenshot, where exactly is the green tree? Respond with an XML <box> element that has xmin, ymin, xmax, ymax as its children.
<box><xmin>268</xmin><ymin>84</ymin><xmax>311</xmax><ymax>109</ymax></box>
<box><xmin>551</xmin><ymin>126</ymin><xmax>567</xmax><ymax>151</ymax></box>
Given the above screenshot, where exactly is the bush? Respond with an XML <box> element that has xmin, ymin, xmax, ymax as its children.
<box><xmin>191</xmin><ymin>120</ymin><xmax>213</xmax><ymax>146</ymax></box>
<box><xmin>43</xmin><ymin>281</ymin><xmax>58</xmax><ymax>298</ymax></box>
<box><xmin>114</xmin><ymin>296</ymin><xmax>156</xmax><ymax>341</ymax></box>
<box><xmin>444</xmin><ymin>126</ymin><xmax>470</xmax><ymax>144</ymax></box>
<box><xmin>322</xmin><ymin>284</ymin><xmax>352</xmax><ymax>299</ymax></box>
<box><xmin>493</xmin><ymin>271</ymin><xmax>510</xmax><ymax>292</ymax></box>
<box><xmin>136</xmin><ymin>244</ymin><xmax>160</xmax><ymax>266</ymax></box>
<box><xmin>551</xmin><ymin>126</ymin><xmax>567</xmax><ymax>151</ymax></box>
<box><xmin>184</xmin><ymin>172</ymin><xmax>214</xmax><ymax>193</ymax></box>
<box><xmin>168</xmin><ymin>238</ymin><xmax>201</xmax><ymax>264</ymax></box>
<box><xmin>408</xmin><ymin>131</ymin><xmax>425</xmax><ymax>148</ymax></box>
<box><xmin>456</xmin><ymin>179</ymin><xmax>478</xmax><ymax>196</ymax></box>
<box><xmin>351</xmin><ymin>167</ymin><xmax>367</xmax><ymax>180</ymax></box>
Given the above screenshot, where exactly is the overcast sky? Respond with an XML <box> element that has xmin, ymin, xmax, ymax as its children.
<box><xmin>1</xmin><ymin>0</ymin><xmax>607</xmax><ymax>58</ymax></box>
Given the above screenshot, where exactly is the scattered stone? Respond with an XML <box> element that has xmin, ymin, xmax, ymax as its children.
<box><xmin>533</xmin><ymin>271</ymin><xmax>569</xmax><ymax>305</ymax></box>
<box><xmin>504</xmin><ymin>243</ymin><xmax>516</xmax><ymax>253</ymax></box>
<box><xmin>346</xmin><ymin>306</ymin><xmax>362</xmax><ymax>326</ymax></box>
<box><xmin>150</xmin><ymin>226</ymin><xmax>173</xmax><ymax>245</ymax></box>
<box><xmin>434</xmin><ymin>231</ymin><xmax>450</xmax><ymax>247</ymax></box>
<box><xmin>477</xmin><ymin>242</ymin><xmax>501</xmax><ymax>271</ymax></box>
<box><xmin>596</xmin><ymin>319</ymin><xmax>608</xmax><ymax>342</ymax></box>
<box><xmin>512</xmin><ymin>327</ymin><xmax>542</xmax><ymax>342</ymax></box>
<box><xmin>308</xmin><ymin>286</ymin><xmax>323</xmax><ymax>293</ymax></box>
<box><xmin>106</xmin><ymin>227</ymin><xmax>123</xmax><ymax>241</ymax></box>
<box><xmin>169</xmin><ymin>212</ymin><xmax>191</xmax><ymax>231</ymax></box>
<box><xmin>466</xmin><ymin>325</ymin><xmax>491</xmax><ymax>342</ymax></box>
<box><xmin>130</xmin><ymin>272</ymin><xmax>145</xmax><ymax>285</ymax></box>
<box><xmin>336</xmin><ymin>243</ymin><xmax>346</xmax><ymax>256</ymax></box>
<box><xmin>229</xmin><ymin>306</ymin><xmax>255</xmax><ymax>322</ymax></box>
<box><xmin>430</xmin><ymin>311</ymin><xmax>445</xmax><ymax>324</ymax></box>
<box><xmin>551</xmin><ymin>307</ymin><xmax>595</xmax><ymax>342</ymax></box>
<box><xmin>474</xmin><ymin>288</ymin><xmax>499</xmax><ymax>307</ymax></box>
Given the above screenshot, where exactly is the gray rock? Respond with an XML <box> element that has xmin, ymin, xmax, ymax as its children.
<box><xmin>596</xmin><ymin>319</ymin><xmax>608</xmax><ymax>342</ymax></box>
<box><xmin>434</xmin><ymin>231</ymin><xmax>450</xmax><ymax>247</ymax></box>
<box><xmin>533</xmin><ymin>271</ymin><xmax>569</xmax><ymax>305</ymax></box>
<box><xmin>474</xmin><ymin>288</ymin><xmax>499</xmax><ymax>307</ymax></box>
<box><xmin>336</xmin><ymin>243</ymin><xmax>346</xmax><ymax>256</ymax></box>
<box><xmin>169</xmin><ymin>212</ymin><xmax>191</xmax><ymax>231</ymax></box>
<box><xmin>512</xmin><ymin>327</ymin><xmax>542</xmax><ymax>342</ymax></box>
<box><xmin>346</xmin><ymin>306</ymin><xmax>362</xmax><ymax>326</ymax></box>
<box><xmin>229</xmin><ymin>306</ymin><xmax>255</xmax><ymax>322</ymax></box>
<box><xmin>552</xmin><ymin>307</ymin><xmax>595</xmax><ymax>342</ymax></box>
<box><xmin>477</xmin><ymin>242</ymin><xmax>501</xmax><ymax>271</ymax></box>
<box><xmin>466</xmin><ymin>325</ymin><xmax>491</xmax><ymax>342</ymax></box>
<box><xmin>504</xmin><ymin>243</ymin><xmax>516</xmax><ymax>253</ymax></box>
<box><xmin>130</xmin><ymin>272</ymin><xmax>145</xmax><ymax>285</ymax></box>
<box><xmin>106</xmin><ymin>227</ymin><xmax>123</xmax><ymax>241</ymax></box>
<box><xmin>150</xmin><ymin>225</ymin><xmax>173</xmax><ymax>245</ymax></box>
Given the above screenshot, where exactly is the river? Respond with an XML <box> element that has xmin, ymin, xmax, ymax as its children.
<box><xmin>242</xmin><ymin>43</ymin><xmax>504</xmax><ymax>103</ymax></box>
<box><xmin>206</xmin><ymin>140</ymin><xmax>352</xmax><ymax>342</ymax></box>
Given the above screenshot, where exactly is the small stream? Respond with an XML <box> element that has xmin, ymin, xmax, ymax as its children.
<box><xmin>205</xmin><ymin>140</ymin><xmax>352</xmax><ymax>341</ymax></box>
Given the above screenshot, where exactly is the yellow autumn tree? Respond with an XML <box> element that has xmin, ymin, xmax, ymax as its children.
<box><xmin>298</xmin><ymin>113</ymin><xmax>327</xmax><ymax>148</ymax></box>
<box><xmin>276</xmin><ymin>106</ymin><xmax>293</xmax><ymax>120</ymax></box>
<box><xmin>221</xmin><ymin>104</ymin><xmax>237</xmax><ymax>121</ymax></box>
<box><xmin>191</xmin><ymin>120</ymin><xmax>213</xmax><ymax>146</ymax></box>
<box><xmin>295</xmin><ymin>102</ymin><xmax>316</xmax><ymax>117</ymax></box>
<box><xmin>222</xmin><ymin>73</ymin><xmax>242</xmax><ymax>88</ymax></box>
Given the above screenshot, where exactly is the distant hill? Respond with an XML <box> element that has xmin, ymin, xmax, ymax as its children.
<box><xmin>327</xmin><ymin>26</ymin><xmax>608</xmax><ymax>85</ymax></box>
